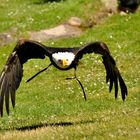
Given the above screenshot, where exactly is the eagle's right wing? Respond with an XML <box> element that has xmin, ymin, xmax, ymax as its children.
<box><xmin>0</xmin><ymin>39</ymin><xmax>51</xmax><ymax>116</ymax></box>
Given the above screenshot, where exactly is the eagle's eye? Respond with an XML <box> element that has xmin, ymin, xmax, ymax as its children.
<box><xmin>58</xmin><ymin>59</ymin><xmax>61</xmax><ymax>62</ymax></box>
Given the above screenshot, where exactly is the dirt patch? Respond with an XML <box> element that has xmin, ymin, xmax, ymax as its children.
<box><xmin>0</xmin><ymin>33</ymin><xmax>15</xmax><ymax>46</ymax></box>
<box><xmin>101</xmin><ymin>0</ymin><xmax>118</xmax><ymax>13</ymax></box>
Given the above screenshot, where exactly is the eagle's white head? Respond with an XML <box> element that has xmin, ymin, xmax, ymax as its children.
<box><xmin>52</xmin><ymin>52</ymin><xmax>75</xmax><ymax>68</ymax></box>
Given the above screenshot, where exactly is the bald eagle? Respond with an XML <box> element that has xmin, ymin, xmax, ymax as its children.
<box><xmin>0</xmin><ymin>39</ymin><xmax>127</xmax><ymax>116</ymax></box>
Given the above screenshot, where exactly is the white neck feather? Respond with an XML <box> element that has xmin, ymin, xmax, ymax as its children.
<box><xmin>52</xmin><ymin>52</ymin><xmax>75</xmax><ymax>68</ymax></box>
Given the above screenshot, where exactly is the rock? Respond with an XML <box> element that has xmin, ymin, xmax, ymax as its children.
<box><xmin>29</xmin><ymin>24</ymin><xmax>82</xmax><ymax>42</ymax></box>
<box><xmin>67</xmin><ymin>17</ymin><xmax>83</xmax><ymax>27</ymax></box>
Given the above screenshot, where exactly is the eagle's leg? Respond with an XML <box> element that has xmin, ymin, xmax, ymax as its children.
<box><xmin>65</xmin><ymin>77</ymin><xmax>75</xmax><ymax>80</ymax></box>
<box><xmin>26</xmin><ymin>63</ymin><xmax>52</xmax><ymax>83</ymax></box>
<box><xmin>66</xmin><ymin>68</ymin><xmax>87</xmax><ymax>100</ymax></box>
<box><xmin>73</xmin><ymin>69</ymin><xmax>87</xmax><ymax>100</ymax></box>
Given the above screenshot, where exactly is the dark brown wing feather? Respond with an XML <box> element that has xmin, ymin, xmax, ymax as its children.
<box><xmin>0</xmin><ymin>39</ymin><xmax>52</xmax><ymax>116</ymax></box>
<box><xmin>75</xmin><ymin>42</ymin><xmax>127</xmax><ymax>100</ymax></box>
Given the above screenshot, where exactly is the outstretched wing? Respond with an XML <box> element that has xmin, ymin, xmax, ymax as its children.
<box><xmin>0</xmin><ymin>39</ymin><xmax>52</xmax><ymax>116</ymax></box>
<box><xmin>75</xmin><ymin>41</ymin><xmax>127</xmax><ymax>100</ymax></box>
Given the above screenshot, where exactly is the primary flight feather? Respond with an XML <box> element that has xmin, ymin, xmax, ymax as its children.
<box><xmin>0</xmin><ymin>39</ymin><xmax>127</xmax><ymax>116</ymax></box>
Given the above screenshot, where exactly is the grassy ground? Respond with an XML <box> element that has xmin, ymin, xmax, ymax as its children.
<box><xmin>0</xmin><ymin>0</ymin><xmax>140</xmax><ymax>139</ymax></box>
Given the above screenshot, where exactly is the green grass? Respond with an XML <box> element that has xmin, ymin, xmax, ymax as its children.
<box><xmin>0</xmin><ymin>0</ymin><xmax>100</xmax><ymax>34</ymax></box>
<box><xmin>0</xmin><ymin>0</ymin><xmax>140</xmax><ymax>139</ymax></box>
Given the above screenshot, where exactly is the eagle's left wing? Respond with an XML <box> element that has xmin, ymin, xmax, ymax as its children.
<box><xmin>75</xmin><ymin>41</ymin><xmax>127</xmax><ymax>100</ymax></box>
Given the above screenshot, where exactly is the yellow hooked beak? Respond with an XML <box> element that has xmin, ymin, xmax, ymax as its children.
<box><xmin>61</xmin><ymin>59</ymin><xmax>68</xmax><ymax>67</ymax></box>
